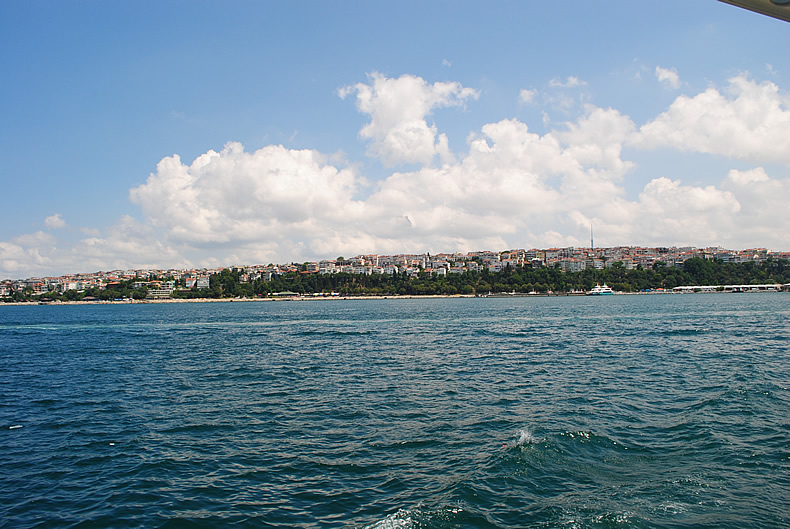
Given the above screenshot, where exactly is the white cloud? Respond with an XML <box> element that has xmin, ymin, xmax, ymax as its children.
<box><xmin>125</xmin><ymin>112</ymin><xmax>638</xmax><ymax>263</ymax></box>
<box><xmin>0</xmin><ymin>231</ymin><xmax>57</xmax><ymax>278</ymax></box>
<box><xmin>634</xmin><ymin>177</ymin><xmax>741</xmax><ymax>244</ymax></box>
<box><xmin>542</xmin><ymin>75</ymin><xmax>591</xmax><ymax>115</ymax></box>
<box><xmin>721</xmin><ymin>168</ymin><xmax>790</xmax><ymax>247</ymax></box>
<box><xmin>129</xmin><ymin>142</ymin><xmax>363</xmax><ymax>251</ymax></box>
<box><xmin>549</xmin><ymin>76</ymin><xmax>587</xmax><ymax>88</ymax></box>
<box><xmin>44</xmin><ymin>213</ymin><xmax>66</xmax><ymax>229</ymax></box>
<box><xmin>364</xmin><ymin>118</ymin><xmax>568</xmax><ymax>243</ymax></box>
<box><xmin>554</xmin><ymin>105</ymin><xmax>636</xmax><ymax>179</ymax></box>
<box><xmin>339</xmin><ymin>73</ymin><xmax>479</xmax><ymax>166</ymax></box>
<box><xmin>633</xmin><ymin>76</ymin><xmax>790</xmax><ymax>165</ymax></box>
<box><xmin>519</xmin><ymin>88</ymin><xmax>538</xmax><ymax>104</ymax></box>
<box><xmin>4</xmin><ymin>72</ymin><xmax>790</xmax><ymax>279</ymax></box>
<box><xmin>655</xmin><ymin>66</ymin><xmax>681</xmax><ymax>89</ymax></box>
<box><xmin>0</xmin><ymin>221</ymin><xmax>188</xmax><ymax>279</ymax></box>
<box><xmin>68</xmin><ymin>216</ymin><xmax>187</xmax><ymax>272</ymax></box>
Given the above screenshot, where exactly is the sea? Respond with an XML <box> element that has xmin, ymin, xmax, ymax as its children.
<box><xmin>1</xmin><ymin>294</ymin><xmax>788</xmax><ymax>529</ymax></box>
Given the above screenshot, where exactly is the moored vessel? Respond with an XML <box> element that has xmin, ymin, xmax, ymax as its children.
<box><xmin>588</xmin><ymin>283</ymin><xmax>614</xmax><ymax>295</ymax></box>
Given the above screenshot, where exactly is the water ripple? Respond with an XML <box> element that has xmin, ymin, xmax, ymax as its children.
<box><xmin>1</xmin><ymin>295</ymin><xmax>788</xmax><ymax>528</ymax></box>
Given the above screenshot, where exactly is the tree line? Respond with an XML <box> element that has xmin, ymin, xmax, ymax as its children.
<box><xmin>6</xmin><ymin>257</ymin><xmax>787</xmax><ymax>302</ymax></box>
<box><xmin>174</xmin><ymin>257</ymin><xmax>789</xmax><ymax>299</ymax></box>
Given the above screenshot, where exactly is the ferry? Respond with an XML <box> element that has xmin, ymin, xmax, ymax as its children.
<box><xmin>588</xmin><ymin>284</ymin><xmax>614</xmax><ymax>296</ymax></box>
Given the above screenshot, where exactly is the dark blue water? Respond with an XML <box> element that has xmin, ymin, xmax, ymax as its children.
<box><xmin>1</xmin><ymin>294</ymin><xmax>788</xmax><ymax>528</ymax></box>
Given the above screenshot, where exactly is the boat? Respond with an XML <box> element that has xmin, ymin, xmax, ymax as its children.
<box><xmin>588</xmin><ymin>283</ymin><xmax>614</xmax><ymax>295</ymax></box>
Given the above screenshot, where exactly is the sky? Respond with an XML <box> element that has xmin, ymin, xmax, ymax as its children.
<box><xmin>1</xmin><ymin>1</ymin><xmax>789</xmax><ymax>279</ymax></box>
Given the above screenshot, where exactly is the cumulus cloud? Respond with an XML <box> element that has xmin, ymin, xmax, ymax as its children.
<box><xmin>123</xmin><ymin>109</ymin><xmax>640</xmax><ymax>264</ymax></box>
<box><xmin>0</xmin><ymin>231</ymin><xmax>58</xmax><ymax>278</ymax></box>
<box><xmin>0</xmin><ymin>220</ymin><xmax>189</xmax><ymax>279</ymax></box>
<box><xmin>655</xmin><ymin>66</ymin><xmax>681</xmax><ymax>89</ymax></box>
<box><xmin>123</xmin><ymin>74</ymin><xmax>790</xmax><ymax>267</ymax></box>
<box><xmin>633</xmin><ymin>76</ymin><xmax>790</xmax><ymax>165</ymax></box>
<box><xmin>365</xmin><ymin>119</ymin><xmax>568</xmax><ymax>240</ymax></box>
<box><xmin>44</xmin><ymin>213</ymin><xmax>66</xmax><ymax>229</ymax></box>
<box><xmin>554</xmin><ymin>105</ymin><xmax>636</xmax><ymax>179</ymax></box>
<box><xmin>721</xmin><ymin>168</ymin><xmax>790</xmax><ymax>247</ymax></box>
<box><xmin>633</xmin><ymin>177</ymin><xmax>742</xmax><ymax>245</ymax></box>
<box><xmin>4</xmin><ymin>72</ymin><xmax>790</xmax><ymax>279</ymax></box>
<box><xmin>66</xmin><ymin>216</ymin><xmax>187</xmax><ymax>272</ymax></box>
<box><xmin>339</xmin><ymin>73</ymin><xmax>479</xmax><ymax>166</ymax></box>
<box><xmin>129</xmin><ymin>142</ymin><xmax>364</xmax><ymax>259</ymax></box>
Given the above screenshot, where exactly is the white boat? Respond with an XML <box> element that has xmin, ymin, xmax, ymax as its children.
<box><xmin>588</xmin><ymin>283</ymin><xmax>614</xmax><ymax>295</ymax></box>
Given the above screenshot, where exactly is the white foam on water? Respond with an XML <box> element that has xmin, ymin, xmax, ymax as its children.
<box><xmin>363</xmin><ymin>509</ymin><xmax>413</xmax><ymax>529</ymax></box>
<box><xmin>9</xmin><ymin>425</ymin><xmax>23</xmax><ymax>430</ymax></box>
<box><xmin>518</xmin><ymin>429</ymin><xmax>540</xmax><ymax>445</ymax></box>
<box><xmin>505</xmin><ymin>428</ymin><xmax>541</xmax><ymax>448</ymax></box>
<box><xmin>659</xmin><ymin>501</ymin><xmax>687</xmax><ymax>514</ymax></box>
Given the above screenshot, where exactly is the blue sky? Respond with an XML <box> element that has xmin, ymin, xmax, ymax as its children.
<box><xmin>1</xmin><ymin>1</ymin><xmax>789</xmax><ymax>278</ymax></box>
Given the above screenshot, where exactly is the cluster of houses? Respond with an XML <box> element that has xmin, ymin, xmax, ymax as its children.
<box><xmin>2</xmin><ymin>246</ymin><xmax>788</xmax><ymax>299</ymax></box>
<box><xmin>279</xmin><ymin>246</ymin><xmax>788</xmax><ymax>276</ymax></box>
<box><xmin>0</xmin><ymin>273</ymin><xmax>211</xmax><ymax>299</ymax></box>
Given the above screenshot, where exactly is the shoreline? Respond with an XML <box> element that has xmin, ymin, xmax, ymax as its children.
<box><xmin>2</xmin><ymin>289</ymin><xmax>786</xmax><ymax>307</ymax></box>
<box><xmin>2</xmin><ymin>294</ymin><xmax>476</xmax><ymax>306</ymax></box>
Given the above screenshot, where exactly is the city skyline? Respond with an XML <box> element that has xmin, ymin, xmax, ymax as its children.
<box><xmin>2</xmin><ymin>2</ymin><xmax>789</xmax><ymax>279</ymax></box>
<box><xmin>4</xmin><ymin>243</ymin><xmax>788</xmax><ymax>284</ymax></box>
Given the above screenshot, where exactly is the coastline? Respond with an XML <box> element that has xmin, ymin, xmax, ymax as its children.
<box><xmin>2</xmin><ymin>289</ymin><xmax>786</xmax><ymax>307</ymax></box>
<box><xmin>1</xmin><ymin>294</ymin><xmax>477</xmax><ymax>306</ymax></box>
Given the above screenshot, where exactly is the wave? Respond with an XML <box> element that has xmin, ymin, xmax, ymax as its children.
<box><xmin>157</xmin><ymin>422</ymin><xmax>236</xmax><ymax>434</ymax></box>
<box><xmin>362</xmin><ymin>505</ymin><xmax>471</xmax><ymax>529</ymax></box>
<box><xmin>363</xmin><ymin>509</ymin><xmax>413</xmax><ymax>529</ymax></box>
<box><xmin>650</xmin><ymin>327</ymin><xmax>707</xmax><ymax>336</ymax></box>
<box><xmin>501</xmin><ymin>428</ymin><xmax>628</xmax><ymax>454</ymax></box>
<box><xmin>503</xmin><ymin>428</ymin><xmax>543</xmax><ymax>449</ymax></box>
<box><xmin>297</xmin><ymin>329</ymin><xmax>375</xmax><ymax>337</ymax></box>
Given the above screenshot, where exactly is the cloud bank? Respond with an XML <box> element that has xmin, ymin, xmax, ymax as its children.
<box><xmin>2</xmin><ymin>73</ymin><xmax>789</xmax><ymax>278</ymax></box>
